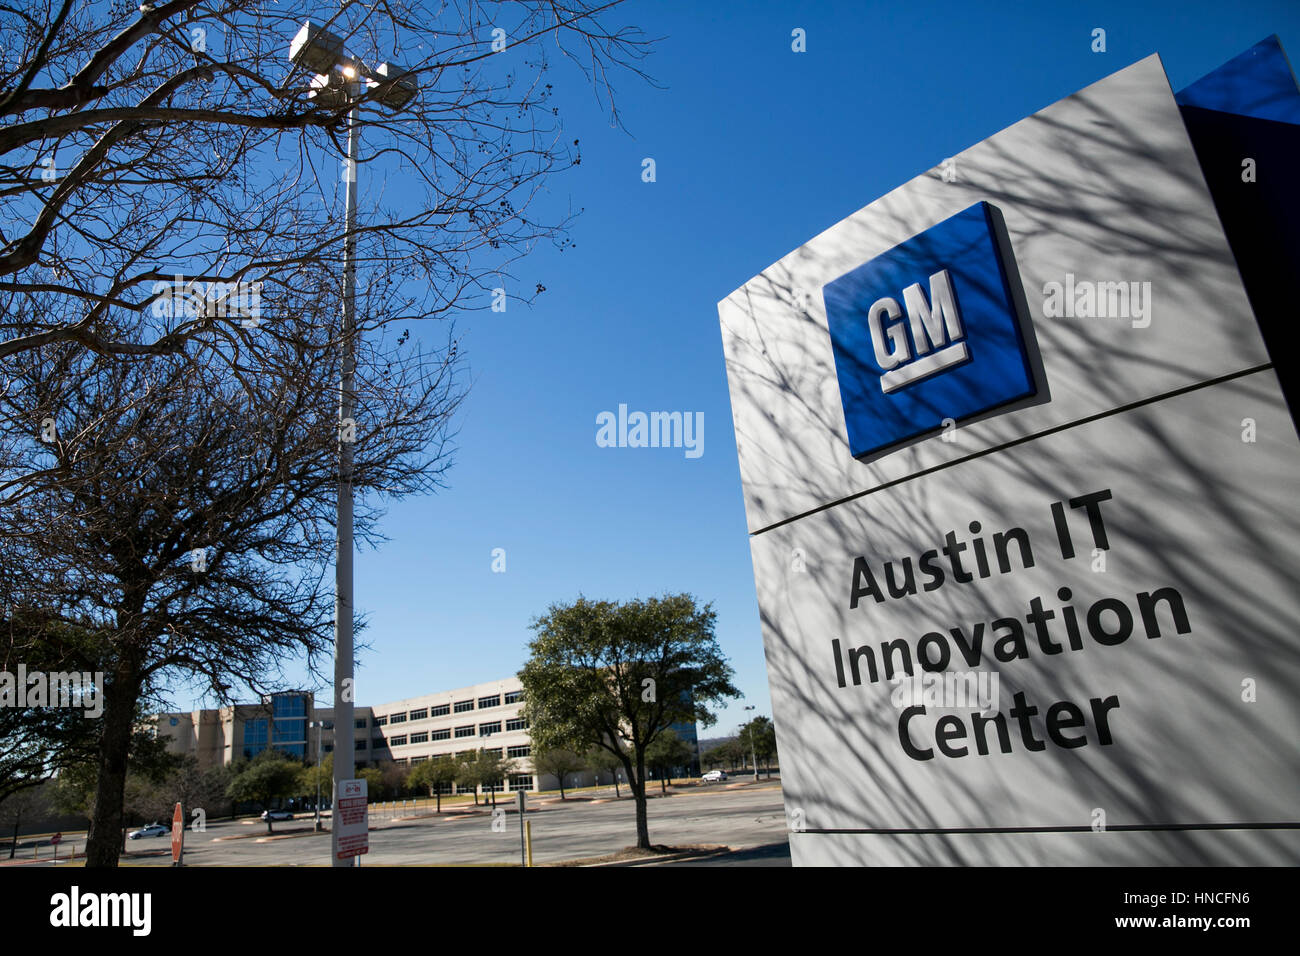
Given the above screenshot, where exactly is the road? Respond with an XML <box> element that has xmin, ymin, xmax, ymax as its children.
<box><xmin>42</xmin><ymin>781</ymin><xmax>790</xmax><ymax>867</ymax></box>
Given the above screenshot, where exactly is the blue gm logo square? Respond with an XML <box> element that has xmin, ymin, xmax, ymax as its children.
<box><xmin>823</xmin><ymin>201</ymin><xmax>1036</xmax><ymax>460</ymax></box>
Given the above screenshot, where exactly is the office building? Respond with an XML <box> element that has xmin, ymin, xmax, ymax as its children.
<box><xmin>154</xmin><ymin>677</ymin><xmax>699</xmax><ymax>794</ymax></box>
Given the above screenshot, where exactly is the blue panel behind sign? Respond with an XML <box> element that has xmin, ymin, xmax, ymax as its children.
<box><xmin>1176</xmin><ymin>35</ymin><xmax>1300</xmax><ymax>420</ymax></box>
<box><xmin>1175</xmin><ymin>34</ymin><xmax>1300</xmax><ymax>125</ymax></box>
<box><xmin>823</xmin><ymin>201</ymin><xmax>1035</xmax><ymax>460</ymax></box>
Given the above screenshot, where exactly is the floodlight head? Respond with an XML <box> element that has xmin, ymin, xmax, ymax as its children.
<box><xmin>308</xmin><ymin>71</ymin><xmax>352</xmax><ymax>109</ymax></box>
<box><xmin>373</xmin><ymin>62</ymin><xmax>418</xmax><ymax>111</ymax></box>
<box><xmin>289</xmin><ymin>20</ymin><xmax>347</xmax><ymax>76</ymax></box>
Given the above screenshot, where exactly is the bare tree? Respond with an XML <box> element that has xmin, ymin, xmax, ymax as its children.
<box><xmin>0</xmin><ymin>298</ymin><xmax>462</xmax><ymax>865</ymax></box>
<box><xmin>0</xmin><ymin>0</ymin><xmax>652</xmax><ymax>360</ymax></box>
<box><xmin>0</xmin><ymin>0</ymin><xmax>654</xmax><ymax>867</ymax></box>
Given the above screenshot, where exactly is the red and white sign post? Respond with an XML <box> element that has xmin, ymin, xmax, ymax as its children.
<box><xmin>334</xmin><ymin>778</ymin><xmax>369</xmax><ymax>863</ymax></box>
<box><xmin>170</xmin><ymin>802</ymin><xmax>184</xmax><ymax>866</ymax></box>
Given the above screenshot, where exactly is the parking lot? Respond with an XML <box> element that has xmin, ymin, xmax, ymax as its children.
<box><xmin>10</xmin><ymin>779</ymin><xmax>790</xmax><ymax>867</ymax></box>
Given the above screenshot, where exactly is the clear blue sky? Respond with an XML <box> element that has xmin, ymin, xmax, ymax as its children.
<box><xmin>187</xmin><ymin>0</ymin><xmax>1300</xmax><ymax>741</ymax></box>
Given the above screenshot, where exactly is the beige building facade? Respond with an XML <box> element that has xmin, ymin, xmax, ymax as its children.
<box><xmin>156</xmin><ymin>676</ymin><xmax>699</xmax><ymax>794</ymax></box>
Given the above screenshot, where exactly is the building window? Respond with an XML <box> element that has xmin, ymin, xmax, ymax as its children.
<box><xmin>477</xmin><ymin>694</ymin><xmax>500</xmax><ymax>709</ymax></box>
<box><xmin>356</xmin><ymin>739</ymin><xmax>367</xmax><ymax>750</ymax></box>
<box><xmin>374</xmin><ymin>715</ymin><xmax>387</xmax><ymax>726</ymax></box>
<box><xmin>242</xmin><ymin>718</ymin><xmax>268</xmax><ymax>760</ymax></box>
<box><xmin>271</xmin><ymin>693</ymin><xmax>307</xmax><ymax>717</ymax></box>
<box><xmin>408</xmin><ymin>708</ymin><xmax>428</xmax><ymax>721</ymax></box>
<box><xmin>484</xmin><ymin>747</ymin><xmax>502</xmax><ymax>757</ymax></box>
<box><xmin>507</xmin><ymin>745</ymin><xmax>531</xmax><ymax>758</ymax></box>
<box><xmin>454</xmin><ymin>725</ymin><xmax>475</xmax><ymax>739</ymax></box>
<box><xmin>453</xmin><ymin>699</ymin><xmax>474</xmax><ymax>714</ymax></box>
<box><xmin>508</xmin><ymin>775</ymin><xmax>533</xmax><ymax>791</ymax></box>
<box><xmin>390</xmin><ymin>735</ymin><xmax>408</xmax><ymax>747</ymax></box>
<box><xmin>431</xmin><ymin>729</ymin><xmax>451</xmax><ymax>741</ymax></box>
<box><xmin>456</xmin><ymin>750</ymin><xmax>476</xmax><ymax>759</ymax></box>
<box><xmin>504</xmin><ymin>690</ymin><xmax>523</xmax><ymax>705</ymax></box>
<box><xmin>456</xmin><ymin>782</ymin><xmax>476</xmax><ymax>795</ymax></box>
<box><xmin>409</xmin><ymin>732</ymin><xmax>428</xmax><ymax>744</ymax></box>
<box><xmin>505</xmin><ymin>717</ymin><xmax>528</xmax><ymax>732</ymax></box>
<box><xmin>321</xmin><ymin>719</ymin><xmax>335</xmax><ymax>730</ymax></box>
<box><xmin>479</xmin><ymin>721</ymin><xmax>501</xmax><ymax>737</ymax></box>
<box><xmin>355</xmin><ymin>718</ymin><xmax>367</xmax><ymax>729</ymax></box>
<box><xmin>389</xmin><ymin>712</ymin><xmax>407</xmax><ymax>724</ymax></box>
<box><xmin>411</xmin><ymin>755</ymin><xmax>428</xmax><ymax>764</ymax></box>
<box><xmin>396</xmin><ymin>757</ymin><xmax>409</xmax><ymax>766</ymax></box>
<box><xmin>323</xmin><ymin>743</ymin><xmax>334</xmax><ymax>753</ymax></box>
<box><xmin>431</xmin><ymin>704</ymin><xmax>450</xmax><ymax>717</ymax></box>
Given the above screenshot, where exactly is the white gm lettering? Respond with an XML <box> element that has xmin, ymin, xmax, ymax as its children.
<box><xmin>868</xmin><ymin>269</ymin><xmax>967</xmax><ymax>393</ymax></box>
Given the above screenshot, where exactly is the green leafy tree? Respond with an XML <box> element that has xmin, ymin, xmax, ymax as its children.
<box><xmin>0</xmin><ymin>783</ymin><xmax>48</xmax><ymax>859</ymax></box>
<box><xmin>122</xmin><ymin>754</ymin><xmax>236</xmax><ymax>829</ymax></box>
<box><xmin>532</xmin><ymin>747</ymin><xmax>586</xmax><ymax>799</ymax></box>
<box><xmin>586</xmin><ymin>745</ymin><xmax>623</xmax><ymax>797</ymax></box>
<box><xmin>299</xmin><ymin>752</ymin><xmax>334</xmax><ymax>809</ymax></box>
<box><xmin>454</xmin><ymin>753</ymin><xmax>481</xmax><ymax>805</ymax></box>
<box><xmin>474</xmin><ymin>749</ymin><xmax>514</xmax><ymax>807</ymax></box>
<box><xmin>520</xmin><ymin>593</ymin><xmax>740</xmax><ymax>850</ymax></box>
<box><xmin>408</xmin><ymin>755</ymin><xmax>458</xmax><ymax>812</ymax></box>
<box><xmin>226</xmin><ymin>750</ymin><xmax>301</xmax><ymax>834</ymax></box>
<box><xmin>378</xmin><ymin>761</ymin><xmax>410</xmax><ymax>801</ymax></box>
<box><xmin>645</xmin><ymin>730</ymin><xmax>693</xmax><ymax>794</ymax></box>
<box><xmin>0</xmin><ymin>612</ymin><xmax>114</xmax><ymax>806</ymax></box>
<box><xmin>742</xmin><ymin>716</ymin><xmax>778</xmax><ymax>777</ymax></box>
<box><xmin>356</xmin><ymin>766</ymin><xmax>384</xmax><ymax>802</ymax></box>
<box><xmin>738</xmin><ymin>716</ymin><xmax>769</xmax><ymax>775</ymax></box>
<box><xmin>51</xmin><ymin>722</ymin><xmax>180</xmax><ymax>850</ymax></box>
<box><xmin>701</xmin><ymin>739</ymin><xmax>743</xmax><ymax>771</ymax></box>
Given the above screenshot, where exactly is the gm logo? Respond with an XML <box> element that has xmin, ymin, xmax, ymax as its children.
<box><xmin>823</xmin><ymin>201</ymin><xmax>1036</xmax><ymax>459</ymax></box>
<box><xmin>869</xmin><ymin>268</ymin><xmax>966</xmax><ymax>393</ymax></box>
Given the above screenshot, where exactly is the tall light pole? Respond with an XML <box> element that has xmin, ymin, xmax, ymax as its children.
<box><xmin>288</xmin><ymin>19</ymin><xmax>417</xmax><ymax>868</ymax></box>
<box><xmin>309</xmin><ymin>720</ymin><xmax>326</xmax><ymax>832</ymax></box>
<box><xmin>743</xmin><ymin>705</ymin><xmax>759</xmax><ymax>783</ymax></box>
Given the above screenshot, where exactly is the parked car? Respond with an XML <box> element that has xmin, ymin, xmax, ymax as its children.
<box><xmin>701</xmin><ymin>769</ymin><xmax>727</xmax><ymax>783</ymax></box>
<box><xmin>128</xmin><ymin>823</ymin><xmax>169</xmax><ymax>839</ymax></box>
<box><xmin>261</xmin><ymin>809</ymin><xmax>294</xmax><ymax>821</ymax></box>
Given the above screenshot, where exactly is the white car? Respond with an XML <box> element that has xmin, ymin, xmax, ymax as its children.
<box><xmin>128</xmin><ymin>823</ymin><xmax>168</xmax><ymax>839</ymax></box>
<box><xmin>261</xmin><ymin>809</ymin><xmax>294</xmax><ymax>821</ymax></box>
<box><xmin>701</xmin><ymin>769</ymin><xmax>727</xmax><ymax>783</ymax></box>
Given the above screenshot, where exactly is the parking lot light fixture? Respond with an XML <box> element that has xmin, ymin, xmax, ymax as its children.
<box><xmin>286</xmin><ymin>17</ymin><xmax>420</xmax><ymax>867</ymax></box>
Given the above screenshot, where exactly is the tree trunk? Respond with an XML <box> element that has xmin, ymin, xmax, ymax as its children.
<box><xmin>9</xmin><ymin>809</ymin><xmax>19</xmax><ymax>859</ymax></box>
<box><xmin>435</xmin><ymin>790</ymin><xmax>441</xmax><ymax>813</ymax></box>
<box><xmin>85</xmin><ymin>664</ymin><xmax>141</xmax><ymax>868</ymax></box>
<box><xmin>660</xmin><ymin>774</ymin><xmax>667</xmax><ymax>795</ymax></box>
<box><xmin>631</xmin><ymin>750</ymin><xmax>650</xmax><ymax>850</ymax></box>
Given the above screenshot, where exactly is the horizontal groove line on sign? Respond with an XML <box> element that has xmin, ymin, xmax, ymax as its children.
<box><xmin>798</xmin><ymin>821</ymin><xmax>1300</xmax><ymax>835</ymax></box>
<box><xmin>751</xmin><ymin>363</ymin><xmax>1277</xmax><ymax>537</ymax></box>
